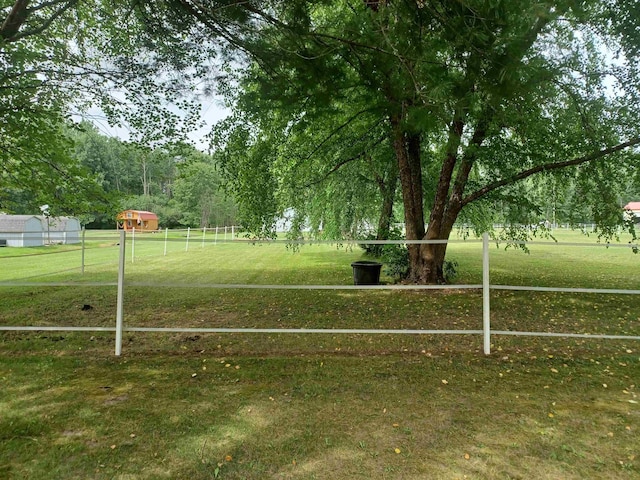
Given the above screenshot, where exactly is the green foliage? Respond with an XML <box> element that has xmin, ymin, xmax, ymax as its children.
<box><xmin>61</xmin><ymin>122</ymin><xmax>239</xmax><ymax>228</ymax></box>
<box><xmin>0</xmin><ymin>2</ymin><xmax>107</xmax><ymax>213</ymax></box>
<box><xmin>381</xmin><ymin>244</ymin><xmax>410</xmax><ymax>282</ymax></box>
<box><xmin>1</xmin><ymin>1</ymin><xmax>213</xmax><ymax>216</ymax></box>
<box><xmin>359</xmin><ymin>225</ymin><xmax>405</xmax><ymax>257</ymax></box>
<box><xmin>172</xmin><ymin>151</ymin><xmax>238</xmax><ymax>228</ymax></box>
<box><xmin>167</xmin><ymin>0</ymin><xmax>640</xmax><ymax>282</ymax></box>
<box><xmin>443</xmin><ymin>259</ymin><xmax>459</xmax><ymax>282</ymax></box>
<box><xmin>213</xmin><ymin>120</ymin><xmax>280</xmax><ymax>238</ymax></box>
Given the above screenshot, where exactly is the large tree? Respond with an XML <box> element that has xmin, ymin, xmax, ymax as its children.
<box><xmin>1</xmin><ymin>0</ymin><xmax>100</xmax><ymax>213</ymax></box>
<box><xmin>161</xmin><ymin>0</ymin><xmax>640</xmax><ymax>283</ymax></box>
<box><xmin>0</xmin><ymin>0</ymin><xmax>207</xmax><ymax>214</ymax></box>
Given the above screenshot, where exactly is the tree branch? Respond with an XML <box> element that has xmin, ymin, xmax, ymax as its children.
<box><xmin>449</xmin><ymin>112</ymin><xmax>491</xmax><ymax>205</ymax></box>
<box><xmin>461</xmin><ymin>137</ymin><xmax>640</xmax><ymax>207</ymax></box>
<box><xmin>303</xmin><ymin>135</ymin><xmax>386</xmax><ymax>188</ymax></box>
<box><xmin>8</xmin><ymin>0</ymin><xmax>78</xmax><ymax>43</ymax></box>
<box><xmin>300</xmin><ymin>110</ymin><xmax>381</xmax><ymax>163</ymax></box>
<box><xmin>28</xmin><ymin>0</ymin><xmax>74</xmax><ymax>13</ymax></box>
<box><xmin>1</xmin><ymin>0</ymin><xmax>30</xmax><ymax>41</ymax></box>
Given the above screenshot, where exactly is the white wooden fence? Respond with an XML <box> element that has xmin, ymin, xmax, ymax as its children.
<box><xmin>1</xmin><ymin>231</ymin><xmax>639</xmax><ymax>356</ymax></box>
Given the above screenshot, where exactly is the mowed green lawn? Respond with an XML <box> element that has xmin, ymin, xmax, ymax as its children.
<box><xmin>1</xmin><ymin>229</ymin><xmax>639</xmax><ymax>479</ymax></box>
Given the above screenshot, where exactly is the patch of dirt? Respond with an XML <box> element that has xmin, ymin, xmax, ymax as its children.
<box><xmin>104</xmin><ymin>394</ymin><xmax>128</xmax><ymax>405</ymax></box>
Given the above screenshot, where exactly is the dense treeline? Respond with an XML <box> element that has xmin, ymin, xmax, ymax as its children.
<box><xmin>5</xmin><ymin>121</ymin><xmax>238</xmax><ymax>229</ymax></box>
<box><xmin>74</xmin><ymin>122</ymin><xmax>238</xmax><ymax>229</ymax></box>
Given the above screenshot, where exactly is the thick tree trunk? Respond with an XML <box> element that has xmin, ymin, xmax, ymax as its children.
<box><xmin>1</xmin><ymin>0</ymin><xmax>29</xmax><ymax>42</ymax></box>
<box><xmin>419</xmin><ymin>243</ymin><xmax>447</xmax><ymax>283</ymax></box>
<box><xmin>390</xmin><ymin>115</ymin><xmax>426</xmax><ymax>280</ymax></box>
<box><xmin>391</xmin><ymin>112</ymin><xmax>463</xmax><ymax>283</ymax></box>
<box><xmin>391</xmin><ymin>117</ymin><xmax>468</xmax><ymax>283</ymax></box>
<box><xmin>419</xmin><ymin>204</ymin><xmax>461</xmax><ymax>284</ymax></box>
<box><xmin>375</xmin><ymin>184</ymin><xmax>394</xmax><ymax>243</ymax></box>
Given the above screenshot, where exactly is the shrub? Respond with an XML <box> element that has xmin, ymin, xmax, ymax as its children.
<box><xmin>382</xmin><ymin>247</ymin><xmax>458</xmax><ymax>284</ymax></box>
<box><xmin>359</xmin><ymin>227</ymin><xmax>458</xmax><ymax>283</ymax></box>
<box><xmin>358</xmin><ymin>225</ymin><xmax>405</xmax><ymax>257</ymax></box>
<box><xmin>443</xmin><ymin>259</ymin><xmax>459</xmax><ymax>282</ymax></box>
<box><xmin>381</xmin><ymin>245</ymin><xmax>410</xmax><ymax>281</ymax></box>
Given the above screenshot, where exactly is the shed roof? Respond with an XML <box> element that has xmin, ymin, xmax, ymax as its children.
<box><xmin>624</xmin><ymin>202</ymin><xmax>640</xmax><ymax>211</ymax></box>
<box><xmin>0</xmin><ymin>215</ymin><xmax>43</xmax><ymax>232</ymax></box>
<box><xmin>41</xmin><ymin>216</ymin><xmax>79</xmax><ymax>232</ymax></box>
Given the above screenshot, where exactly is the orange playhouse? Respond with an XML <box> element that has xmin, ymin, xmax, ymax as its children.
<box><xmin>117</xmin><ymin>210</ymin><xmax>159</xmax><ymax>232</ymax></box>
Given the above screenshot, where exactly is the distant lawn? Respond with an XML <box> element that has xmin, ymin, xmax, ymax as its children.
<box><xmin>1</xmin><ymin>228</ymin><xmax>639</xmax><ymax>479</ymax></box>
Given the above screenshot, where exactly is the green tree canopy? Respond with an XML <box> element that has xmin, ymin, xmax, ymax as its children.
<box><xmin>1</xmin><ymin>0</ymin><xmax>212</xmax><ymax>215</ymax></box>
<box><xmin>162</xmin><ymin>0</ymin><xmax>640</xmax><ymax>282</ymax></box>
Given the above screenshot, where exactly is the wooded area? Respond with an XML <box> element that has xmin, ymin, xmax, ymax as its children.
<box><xmin>0</xmin><ymin>1</ymin><xmax>236</xmax><ymax>228</ymax></box>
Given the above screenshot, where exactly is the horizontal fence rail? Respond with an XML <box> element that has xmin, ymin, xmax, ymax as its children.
<box><xmin>125</xmin><ymin>327</ymin><xmax>484</xmax><ymax>335</ymax></box>
<box><xmin>0</xmin><ymin>326</ymin><xmax>116</xmax><ymax>332</ymax></box>
<box><xmin>1</xmin><ymin>230</ymin><xmax>640</xmax><ymax>355</ymax></box>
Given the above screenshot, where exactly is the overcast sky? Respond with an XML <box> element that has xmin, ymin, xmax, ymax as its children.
<box><xmin>81</xmin><ymin>96</ymin><xmax>231</xmax><ymax>151</ymax></box>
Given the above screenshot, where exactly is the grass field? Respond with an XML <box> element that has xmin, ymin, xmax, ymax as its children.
<box><xmin>1</xmin><ymin>229</ymin><xmax>639</xmax><ymax>479</ymax></box>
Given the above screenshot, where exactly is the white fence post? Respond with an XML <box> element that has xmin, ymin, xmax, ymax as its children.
<box><xmin>186</xmin><ymin>227</ymin><xmax>191</xmax><ymax>251</ymax></box>
<box><xmin>215</xmin><ymin>226</ymin><xmax>218</xmax><ymax>245</ymax></box>
<box><xmin>482</xmin><ymin>232</ymin><xmax>491</xmax><ymax>355</ymax></box>
<box><xmin>224</xmin><ymin>225</ymin><xmax>228</xmax><ymax>241</ymax></box>
<box><xmin>115</xmin><ymin>229</ymin><xmax>126</xmax><ymax>356</ymax></box>
<box><xmin>131</xmin><ymin>227</ymin><xmax>135</xmax><ymax>263</ymax></box>
<box><xmin>164</xmin><ymin>227</ymin><xmax>168</xmax><ymax>256</ymax></box>
<box><xmin>81</xmin><ymin>227</ymin><xmax>86</xmax><ymax>275</ymax></box>
<box><xmin>231</xmin><ymin>225</ymin><xmax>235</xmax><ymax>240</ymax></box>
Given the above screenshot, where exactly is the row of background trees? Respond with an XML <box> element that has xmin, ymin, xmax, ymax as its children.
<box><xmin>8</xmin><ymin>113</ymin><xmax>636</xmax><ymax>232</ymax></box>
<box><xmin>68</xmin><ymin>122</ymin><xmax>238</xmax><ymax>229</ymax></box>
<box><xmin>4</xmin><ymin>120</ymin><xmax>238</xmax><ymax>229</ymax></box>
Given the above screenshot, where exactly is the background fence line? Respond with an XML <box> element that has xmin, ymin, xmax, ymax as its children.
<box><xmin>1</xmin><ymin>229</ymin><xmax>640</xmax><ymax>356</ymax></box>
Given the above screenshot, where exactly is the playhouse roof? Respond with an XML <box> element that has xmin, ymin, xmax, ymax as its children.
<box><xmin>118</xmin><ymin>210</ymin><xmax>158</xmax><ymax>220</ymax></box>
<box><xmin>624</xmin><ymin>202</ymin><xmax>640</xmax><ymax>211</ymax></box>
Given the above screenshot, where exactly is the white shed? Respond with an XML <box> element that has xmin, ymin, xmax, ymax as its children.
<box><xmin>41</xmin><ymin>216</ymin><xmax>81</xmax><ymax>244</ymax></box>
<box><xmin>0</xmin><ymin>215</ymin><xmax>45</xmax><ymax>247</ymax></box>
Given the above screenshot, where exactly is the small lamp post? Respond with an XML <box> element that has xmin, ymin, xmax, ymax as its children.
<box><xmin>39</xmin><ymin>204</ymin><xmax>50</xmax><ymax>245</ymax></box>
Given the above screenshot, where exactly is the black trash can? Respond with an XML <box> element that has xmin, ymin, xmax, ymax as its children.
<box><xmin>351</xmin><ymin>260</ymin><xmax>383</xmax><ymax>285</ymax></box>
